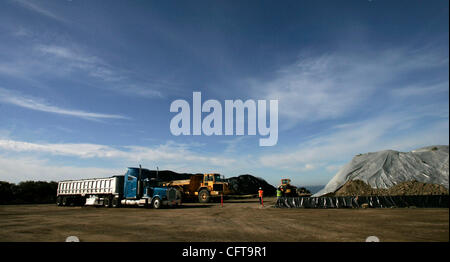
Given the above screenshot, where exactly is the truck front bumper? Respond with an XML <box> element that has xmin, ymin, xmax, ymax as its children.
<box><xmin>163</xmin><ymin>199</ymin><xmax>182</xmax><ymax>206</ymax></box>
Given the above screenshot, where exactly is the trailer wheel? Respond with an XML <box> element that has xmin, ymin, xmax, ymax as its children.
<box><xmin>198</xmin><ymin>190</ymin><xmax>210</xmax><ymax>203</ymax></box>
<box><xmin>62</xmin><ymin>197</ymin><xmax>69</xmax><ymax>206</ymax></box>
<box><xmin>112</xmin><ymin>197</ymin><xmax>120</xmax><ymax>208</ymax></box>
<box><xmin>104</xmin><ymin>197</ymin><xmax>112</xmax><ymax>208</ymax></box>
<box><xmin>56</xmin><ymin>196</ymin><xmax>63</xmax><ymax>206</ymax></box>
<box><xmin>152</xmin><ymin>197</ymin><xmax>162</xmax><ymax>209</ymax></box>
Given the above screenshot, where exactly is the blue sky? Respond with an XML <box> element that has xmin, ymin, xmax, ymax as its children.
<box><xmin>0</xmin><ymin>0</ymin><xmax>448</xmax><ymax>187</ymax></box>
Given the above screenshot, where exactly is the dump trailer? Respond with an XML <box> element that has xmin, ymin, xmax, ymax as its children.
<box><xmin>56</xmin><ymin>167</ymin><xmax>181</xmax><ymax>208</ymax></box>
<box><xmin>164</xmin><ymin>173</ymin><xmax>230</xmax><ymax>203</ymax></box>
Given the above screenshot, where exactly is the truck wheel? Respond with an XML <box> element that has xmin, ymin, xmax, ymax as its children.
<box><xmin>104</xmin><ymin>197</ymin><xmax>112</xmax><ymax>208</ymax></box>
<box><xmin>152</xmin><ymin>197</ymin><xmax>162</xmax><ymax>209</ymax></box>
<box><xmin>112</xmin><ymin>197</ymin><xmax>120</xmax><ymax>208</ymax></box>
<box><xmin>56</xmin><ymin>196</ymin><xmax>63</xmax><ymax>206</ymax></box>
<box><xmin>198</xmin><ymin>190</ymin><xmax>210</xmax><ymax>203</ymax></box>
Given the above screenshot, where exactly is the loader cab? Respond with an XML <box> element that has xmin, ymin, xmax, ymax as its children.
<box><xmin>203</xmin><ymin>174</ymin><xmax>225</xmax><ymax>186</ymax></box>
<box><xmin>201</xmin><ymin>173</ymin><xmax>228</xmax><ymax>194</ymax></box>
<box><xmin>281</xmin><ymin>179</ymin><xmax>291</xmax><ymax>186</ymax></box>
<box><xmin>213</xmin><ymin>174</ymin><xmax>225</xmax><ymax>182</ymax></box>
<box><xmin>203</xmin><ymin>174</ymin><xmax>213</xmax><ymax>187</ymax></box>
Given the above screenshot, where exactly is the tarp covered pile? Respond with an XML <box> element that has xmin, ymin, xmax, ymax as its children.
<box><xmin>314</xmin><ymin>145</ymin><xmax>449</xmax><ymax>196</ymax></box>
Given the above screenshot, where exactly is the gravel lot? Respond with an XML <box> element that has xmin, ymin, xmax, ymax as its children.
<box><xmin>0</xmin><ymin>197</ymin><xmax>448</xmax><ymax>242</ymax></box>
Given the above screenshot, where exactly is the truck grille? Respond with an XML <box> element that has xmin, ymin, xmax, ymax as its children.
<box><xmin>168</xmin><ymin>188</ymin><xmax>177</xmax><ymax>201</ymax></box>
<box><xmin>213</xmin><ymin>184</ymin><xmax>224</xmax><ymax>191</ymax></box>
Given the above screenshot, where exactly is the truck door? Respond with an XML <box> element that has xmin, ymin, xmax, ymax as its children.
<box><xmin>143</xmin><ymin>180</ymin><xmax>154</xmax><ymax>198</ymax></box>
<box><xmin>124</xmin><ymin>172</ymin><xmax>137</xmax><ymax>199</ymax></box>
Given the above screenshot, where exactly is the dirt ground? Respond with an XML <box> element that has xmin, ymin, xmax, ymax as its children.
<box><xmin>0</xmin><ymin>197</ymin><xmax>448</xmax><ymax>242</ymax></box>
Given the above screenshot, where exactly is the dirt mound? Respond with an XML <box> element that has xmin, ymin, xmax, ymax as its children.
<box><xmin>334</xmin><ymin>180</ymin><xmax>384</xmax><ymax>196</ymax></box>
<box><xmin>388</xmin><ymin>180</ymin><xmax>449</xmax><ymax>196</ymax></box>
<box><xmin>146</xmin><ymin>170</ymin><xmax>197</xmax><ymax>181</ymax></box>
<box><xmin>155</xmin><ymin>171</ymin><xmax>276</xmax><ymax>196</ymax></box>
<box><xmin>333</xmin><ymin>180</ymin><xmax>449</xmax><ymax>196</ymax></box>
<box><xmin>227</xmin><ymin>174</ymin><xmax>276</xmax><ymax>196</ymax></box>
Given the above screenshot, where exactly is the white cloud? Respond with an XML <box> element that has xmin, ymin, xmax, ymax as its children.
<box><xmin>259</xmin><ymin>112</ymin><xmax>449</xmax><ymax>170</ymax></box>
<box><xmin>246</xmin><ymin>46</ymin><xmax>448</xmax><ymax>179</ymax></box>
<box><xmin>33</xmin><ymin>44</ymin><xmax>168</xmax><ymax>97</ymax></box>
<box><xmin>326</xmin><ymin>165</ymin><xmax>343</xmax><ymax>172</ymax></box>
<box><xmin>0</xmin><ymin>137</ymin><xmax>247</xmax><ymax>182</ymax></box>
<box><xmin>12</xmin><ymin>27</ymin><xmax>31</xmax><ymax>37</ymax></box>
<box><xmin>13</xmin><ymin>0</ymin><xmax>67</xmax><ymax>23</ymax></box>
<box><xmin>36</xmin><ymin>45</ymin><xmax>100</xmax><ymax>65</ymax></box>
<box><xmin>0</xmin><ymin>139</ymin><xmax>237</xmax><ymax>168</ymax></box>
<box><xmin>220</xmin><ymin>136</ymin><xmax>253</xmax><ymax>154</ymax></box>
<box><xmin>0</xmin><ymin>43</ymin><xmax>167</xmax><ymax>98</ymax></box>
<box><xmin>34</xmin><ymin>44</ymin><xmax>126</xmax><ymax>82</ymax></box>
<box><xmin>0</xmin><ymin>154</ymin><xmax>120</xmax><ymax>183</ymax></box>
<box><xmin>251</xmin><ymin>48</ymin><xmax>447</xmax><ymax>127</ymax></box>
<box><xmin>390</xmin><ymin>81</ymin><xmax>449</xmax><ymax>98</ymax></box>
<box><xmin>0</xmin><ymin>88</ymin><xmax>129</xmax><ymax>120</ymax></box>
<box><xmin>304</xmin><ymin>164</ymin><xmax>315</xmax><ymax>170</ymax></box>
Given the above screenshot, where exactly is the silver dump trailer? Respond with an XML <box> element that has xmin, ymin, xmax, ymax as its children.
<box><xmin>56</xmin><ymin>167</ymin><xmax>182</xmax><ymax>208</ymax></box>
<box><xmin>56</xmin><ymin>176</ymin><xmax>124</xmax><ymax>207</ymax></box>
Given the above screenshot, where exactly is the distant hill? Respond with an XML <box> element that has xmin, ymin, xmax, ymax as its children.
<box><xmin>302</xmin><ymin>185</ymin><xmax>326</xmax><ymax>194</ymax></box>
<box><xmin>314</xmin><ymin>145</ymin><xmax>449</xmax><ymax>196</ymax></box>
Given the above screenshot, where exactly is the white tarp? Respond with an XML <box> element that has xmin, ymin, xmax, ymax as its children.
<box><xmin>314</xmin><ymin>145</ymin><xmax>449</xmax><ymax>196</ymax></box>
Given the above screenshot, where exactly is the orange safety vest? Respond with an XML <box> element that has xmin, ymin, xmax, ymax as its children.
<box><xmin>258</xmin><ymin>190</ymin><xmax>263</xmax><ymax>197</ymax></box>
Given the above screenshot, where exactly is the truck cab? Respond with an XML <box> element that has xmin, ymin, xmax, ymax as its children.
<box><xmin>121</xmin><ymin>167</ymin><xmax>181</xmax><ymax>208</ymax></box>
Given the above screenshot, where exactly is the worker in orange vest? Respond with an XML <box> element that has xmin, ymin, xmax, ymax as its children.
<box><xmin>258</xmin><ymin>187</ymin><xmax>263</xmax><ymax>205</ymax></box>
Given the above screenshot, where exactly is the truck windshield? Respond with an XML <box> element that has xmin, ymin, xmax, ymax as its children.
<box><xmin>214</xmin><ymin>174</ymin><xmax>224</xmax><ymax>182</ymax></box>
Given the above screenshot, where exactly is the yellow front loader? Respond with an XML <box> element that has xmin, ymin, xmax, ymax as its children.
<box><xmin>279</xmin><ymin>178</ymin><xmax>312</xmax><ymax>197</ymax></box>
<box><xmin>165</xmin><ymin>173</ymin><xmax>230</xmax><ymax>203</ymax></box>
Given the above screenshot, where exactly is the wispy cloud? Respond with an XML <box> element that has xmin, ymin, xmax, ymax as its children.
<box><xmin>34</xmin><ymin>44</ymin><xmax>166</xmax><ymax>97</ymax></box>
<box><xmin>251</xmin><ymin>47</ymin><xmax>448</xmax><ymax>129</ymax></box>
<box><xmin>0</xmin><ymin>139</ymin><xmax>237</xmax><ymax>168</ymax></box>
<box><xmin>36</xmin><ymin>45</ymin><xmax>100</xmax><ymax>64</ymax></box>
<box><xmin>0</xmin><ymin>88</ymin><xmax>129</xmax><ymax>120</ymax></box>
<box><xmin>390</xmin><ymin>81</ymin><xmax>449</xmax><ymax>98</ymax></box>
<box><xmin>0</xmin><ymin>42</ymin><xmax>167</xmax><ymax>98</ymax></box>
<box><xmin>13</xmin><ymin>0</ymin><xmax>67</xmax><ymax>23</ymax></box>
<box><xmin>12</xmin><ymin>26</ymin><xmax>32</xmax><ymax>37</ymax></box>
<box><xmin>0</xmin><ymin>154</ymin><xmax>120</xmax><ymax>183</ymax></box>
<box><xmin>258</xmin><ymin>112</ymin><xmax>449</xmax><ymax>171</ymax></box>
<box><xmin>34</xmin><ymin>44</ymin><xmax>124</xmax><ymax>82</ymax></box>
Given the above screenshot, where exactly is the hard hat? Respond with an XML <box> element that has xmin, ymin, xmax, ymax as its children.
<box><xmin>259</xmin><ymin>187</ymin><xmax>262</xmax><ymax>189</ymax></box>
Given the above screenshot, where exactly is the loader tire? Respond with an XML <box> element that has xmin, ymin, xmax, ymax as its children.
<box><xmin>198</xmin><ymin>190</ymin><xmax>210</xmax><ymax>203</ymax></box>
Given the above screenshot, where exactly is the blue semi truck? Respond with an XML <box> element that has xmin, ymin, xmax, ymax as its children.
<box><xmin>56</xmin><ymin>166</ymin><xmax>182</xmax><ymax>208</ymax></box>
